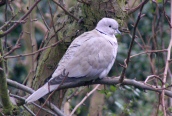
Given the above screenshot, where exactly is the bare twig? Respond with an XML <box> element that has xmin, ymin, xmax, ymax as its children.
<box><xmin>52</xmin><ymin>0</ymin><xmax>79</xmax><ymax>21</ymax></box>
<box><xmin>0</xmin><ymin>10</ymin><xmax>19</xmax><ymax>31</ymax></box>
<box><xmin>161</xmin><ymin>1</ymin><xmax>172</xmax><ymax>115</ymax></box>
<box><xmin>4</xmin><ymin>39</ymin><xmax>62</xmax><ymax>59</ymax></box>
<box><xmin>144</xmin><ymin>75</ymin><xmax>163</xmax><ymax>85</ymax></box>
<box><xmin>163</xmin><ymin>8</ymin><xmax>172</xmax><ymax>28</ymax></box>
<box><xmin>4</xmin><ymin>23</ymin><xmax>65</xmax><ymax>59</ymax></box>
<box><xmin>10</xmin><ymin>94</ymin><xmax>57</xmax><ymax>115</ymax></box>
<box><xmin>36</xmin><ymin>71</ymin><xmax>69</xmax><ymax>116</ymax></box>
<box><xmin>3</xmin><ymin>32</ymin><xmax>23</xmax><ymax>57</ymax></box>
<box><xmin>128</xmin><ymin>0</ymin><xmax>146</xmax><ymax>14</ymax></box>
<box><xmin>128</xmin><ymin>16</ymin><xmax>158</xmax><ymax>76</ymax></box>
<box><xmin>23</xmin><ymin>105</ymin><xmax>36</xmax><ymax>116</ymax></box>
<box><xmin>36</xmin><ymin>5</ymin><xmax>50</xmax><ymax>30</ymax></box>
<box><xmin>0</xmin><ymin>0</ymin><xmax>41</xmax><ymax>38</ymax></box>
<box><xmin>130</xmin><ymin>49</ymin><xmax>168</xmax><ymax>58</ymax></box>
<box><xmin>48</xmin><ymin>1</ymin><xmax>58</xmax><ymax>40</ymax></box>
<box><xmin>7</xmin><ymin>79</ymin><xmax>64</xmax><ymax>116</ymax></box>
<box><xmin>67</xmin><ymin>87</ymin><xmax>86</xmax><ymax>101</ymax></box>
<box><xmin>119</xmin><ymin>0</ymin><xmax>149</xmax><ymax>83</ymax></box>
<box><xmin>70</xmin><ymin>84</ymin><xmax>100</xmax><ymax>116</ymax></box>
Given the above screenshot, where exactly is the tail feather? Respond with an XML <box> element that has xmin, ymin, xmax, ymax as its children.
<box><xmin>26</xmin><ymin>83</ymin><xmax>58</xmax><ymax>103</ymax></box>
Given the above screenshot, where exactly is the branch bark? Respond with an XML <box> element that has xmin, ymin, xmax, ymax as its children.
<box><xmin>7</xmin><ymin>77</ymin><xmax>172</xmax><ymax>99</ymax></box>
<box><xmin>161</xmin><ymin>1</ymin><xmax>172</xmax><ymax>115</ymax></box>
<box><xmin>0</xmin><ymin>39</ymin><xmax>13</xmax><ymax>114</ymax></box>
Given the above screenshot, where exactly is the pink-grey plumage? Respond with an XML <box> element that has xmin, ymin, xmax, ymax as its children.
<box><xmin>26</xmin><ymin>18</ymin><xmax>120</xmax><ymax>103</ymax></box>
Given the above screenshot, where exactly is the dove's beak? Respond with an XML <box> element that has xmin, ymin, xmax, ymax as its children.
<box><xmin>116</xmin><ymin>29</ymin><xmax>121</xmax><ymax>34</ymax></box>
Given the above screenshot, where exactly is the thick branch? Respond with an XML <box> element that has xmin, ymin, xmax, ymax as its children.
<box><xmin>0</xmin><ymin>41</ymin><xmax>13</xmax><ymax>114</ymax></box>
<box><xmin>7</xmin><ymin>77</ymin><xmax>172</xmax><ymax>99</ymax></box>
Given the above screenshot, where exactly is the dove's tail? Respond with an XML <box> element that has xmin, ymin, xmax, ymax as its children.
<box><xmin>25</xmin><ymin>83</ymin><xmax>59</xmax><ymax>103</ymax></box>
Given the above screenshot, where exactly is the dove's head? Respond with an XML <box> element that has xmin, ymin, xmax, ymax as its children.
<box><xmin>95</xmin><ymin>18</ymin><xmax>121</xmax><ymax>36</ymax></box>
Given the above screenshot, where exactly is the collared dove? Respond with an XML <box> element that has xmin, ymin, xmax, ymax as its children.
<box><xmin>26</xmin><ymin>17</ymin><xmax>120</xmax><ymax>103</ymax></box>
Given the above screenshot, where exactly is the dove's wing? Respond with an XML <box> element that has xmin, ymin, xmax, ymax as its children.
<box><xmin>50</xmin><ymin>30</ymin><xmax>118</xmax><ymax>84</ymax></box>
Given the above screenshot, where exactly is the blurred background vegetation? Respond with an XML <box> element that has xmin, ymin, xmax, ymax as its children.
<box><xmin>0</xmin><ymin>0</ymin><xmax>171</xmax><ymax>116</ymax></box>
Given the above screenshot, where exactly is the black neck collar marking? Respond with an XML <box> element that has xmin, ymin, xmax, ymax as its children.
<box><xmin>96</xmin><ymin>29</ymin><xmax>107</xmax><ymax>35</ymax></box>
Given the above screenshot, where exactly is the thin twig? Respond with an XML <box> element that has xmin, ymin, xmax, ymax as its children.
<box><xmin>130</xmin><ymin>49</ymin><xmax>168</xmax><ymax>58</ymax></box>
<box><xmin>161</xmin><ymin>1</ymin><xmax>172</xmax><ymax>115</ymax></box>
<box><xmin>0</xmin><ymin>0</ymin><xmax>41</xmax><ymax>38</ymax></box>
<box><xmin>52</xmin><ymin>0</ymin><xmax>79</xmax><ymax>21</ymax></box>
<box><xmin>48</xmin><ymin>1</ymin><xmax>58</xmax><ymax>40</ymax></box>
<box><xmin>0</xmin><ymin>11</ymin><xmax>19</xmax><ymax>30</ymax></box>
<box><xmin>23</xmin><ymin>105</ymin><xmax>36</xmax><ymax>116</ymax></box>
<box><xmin>119</xmin><ymin>0</ymin><xmax>149</xmax><ymax>83</ymax></box>
<box><xmin>128</xmin><ymin>15</ymin><xmax>158</xmax><ymax>76</ymax></box>
<box><xmin>36</xmin><ymin>71</ymin><xmax>69</xmax><ymax>116</ymax></box>
<box><xmin>4</xmin><ymin>24</ymin><xmax>65</xmax><ymax>59</ymax></box>
<box><xmin>70</xmin><ymin>84</ymin><xmax>100</xmax><ymax>116</ymax></box>
<box><xmin>10</xmin><ymin>94</ymin><xmax>57</xmax><ymax>115</ymax></box>
<box><xmin>163</xmin><ymin>8</ymin><xmax>172</xmax><ymax>28</ymax></box>
<box><xmin>128</xmin><ymin>0</ymin><xmax>145</xmax><ymax>14</ymax></box>
<box><xmin>3</xmin><ymin>32</ymin><xmax>24</xmax><ymax>57</ymax></box>
<box><xmin>144</xmin><ymin>75</ymin><xmax>163</xmax><ymax>85</ymax></box>
<box><xmin>7</xmin><ymin>80</ymin><xmax>64</xmax><ymax>116</ymax></box>
<box><xmin>36</xmin><ymin>5</ymin><xmax>50</xmax><ymax>30</ymax></box>
<box><xmin>32</xmin><ymin>103</ymin><xmax>57</xmax><ymax>116</ymax></box>
<box><xmin>4</xmin><ymin>39</ymin><xmax>62</xmax><ymax>59</ymax></box>
<box><xmin>67</xmin><ymin>87</ymin><xmax>86</xmax><ymax>101</ymax></box>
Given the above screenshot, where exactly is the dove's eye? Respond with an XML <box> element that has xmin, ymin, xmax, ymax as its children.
<box><xmin>109</xmin><ymin>25</ymin><xmax>111</xmax><ymax>28</ymax></box>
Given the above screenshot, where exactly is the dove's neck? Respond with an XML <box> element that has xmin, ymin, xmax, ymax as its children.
<box><xmin>95</xmin><ymin>29</ymin><xmax>117</xmax><ymax>44</ymax></box>
<box><xmin>95</xmin><ymin>27</ymin><xmax>114</xmax><ymax>37</ymax></box>
<box><xmin>95</xmin><ymin>29</ymin><xmax>107</xmax><ymax>35</ymax></box>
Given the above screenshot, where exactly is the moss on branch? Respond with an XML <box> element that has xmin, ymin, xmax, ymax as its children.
<box><xmin>0</xmin><ymin>39</ymin><xmax>13</xmax><ymax>115</ymax></box>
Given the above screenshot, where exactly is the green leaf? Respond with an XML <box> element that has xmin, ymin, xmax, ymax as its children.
<box><xmin>0</xmin><ymin>30</ymin><xmax>3</xmax><ymax>35</ymax></box>
<box><xmin>110</xmin><ymin>85</ymin><xmax>117</xmax><ymax>92</ymax></box>
<box><xmin>157</xmin><ymin>0</ymin><xmax>163</xmax><ymax>3</ymax></box>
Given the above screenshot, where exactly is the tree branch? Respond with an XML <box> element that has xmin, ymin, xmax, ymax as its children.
<box><xmin>7</xmin><ymin>79</ymin><xmax>65</xmax><ymax>116</ymax></box>
<box><xmin>7</xmin><ymin>77</ymin><xmax>172</xmax><ymax>99</ymax></box>
<box><xmin>10</xmin><ymin>94</ymin><xmax>57</xmax><ymax>116</ymax></box>
<box><xmin>0</xmin><ymin>39</ymin><xmax>13</xmax><ymax>114</ymax></box>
